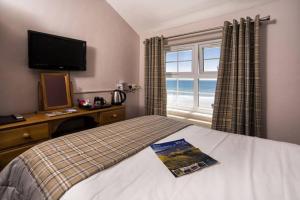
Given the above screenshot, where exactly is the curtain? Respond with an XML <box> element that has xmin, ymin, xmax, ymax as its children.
<box><xmin>144</xmin><ymin>36</ymin><xmax>167</xmax><ymax>116</ymax></box>
<box><xmin>212</xmin><ymin>15</ymin><xmax>262</xmax><ymax>137</ymax></box>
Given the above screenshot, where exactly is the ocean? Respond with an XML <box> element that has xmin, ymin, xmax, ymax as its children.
<box><xmin>166</xmin><ymin>79</ymin><xmax>216</xmax><ymax>114</ymax></box>
<box><xmin>166</xmin><ymin>79</ymin><xmax>217</xmax><ymax>96</ymax></box>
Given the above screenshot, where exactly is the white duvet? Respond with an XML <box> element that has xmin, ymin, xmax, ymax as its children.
<box><xmin>61</xmin><ymin>125</ymin><xmax>300</xmax><ymax>200</ymax></box>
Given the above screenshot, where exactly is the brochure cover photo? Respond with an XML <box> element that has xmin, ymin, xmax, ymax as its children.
<box><xmin>151</xmin><ymin>139</ymin><xmax>218</xmax><ymax>177</ymax></box>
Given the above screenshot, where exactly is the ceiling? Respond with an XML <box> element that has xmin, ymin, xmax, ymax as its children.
<box><xmin>106</xmin><ymin>0</ymin><xmax>274</xmax><ymax>35</ymax></box>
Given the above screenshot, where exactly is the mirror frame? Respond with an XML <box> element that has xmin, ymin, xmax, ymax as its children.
<box><xmin>40</xmin><ymin>72</ymin><xmax>72</xmax><ymax>111</ymax></box>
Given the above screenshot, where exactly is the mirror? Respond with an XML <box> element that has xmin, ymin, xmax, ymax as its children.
<box><xmin>40</xmin><ymin>73</ymin><xmax>72</xmax><ymax>110</ymax></box>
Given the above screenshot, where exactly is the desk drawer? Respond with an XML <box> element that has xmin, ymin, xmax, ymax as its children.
<box><xmin>100</xmin><ymin>108</ymin><xmax>125</xmax><ymax>125</ymax></box>
<box><xmin>0</xmin><ymin>144</ymin><xmax>35</xmax><ymax>170</ymax></box>
<box><xmin>0</xmin><ymin>123</ymin><xmax>49</xmax><ymax>151</ymax></box>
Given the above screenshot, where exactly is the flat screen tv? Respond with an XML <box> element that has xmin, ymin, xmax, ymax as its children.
<box><xmin>28</xmin><ymin>30</ymin><xmax>86</xmax><ymax>71</ymax></box>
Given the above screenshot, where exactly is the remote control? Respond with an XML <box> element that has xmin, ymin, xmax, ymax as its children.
<box><xmin>13</xmin><ymin>114</ymin><xmax>24</xmax><ymax>120</ymax></box>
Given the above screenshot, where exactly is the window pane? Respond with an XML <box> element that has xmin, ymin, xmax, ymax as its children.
<box><xmin>178</xmin><ymin>50</ymin><xmax>192</xmax><ymax>61</ymax></box>
<box><xmin>178</xmin><ymin>61</ymin><xmax>192</xmax><ymax>72</ymax></box>
<box><xmin>177</xmin><ymin>92</ymin><xmax>193</xmax><ymax>107</ymax></box>
<box><xmin>199</xmin><ymin>79</ymin><xmax>217</xmax><ymax>94</ymax></box>
<box><xmin>178</xmin><ymin>79</ymin><xmax>193</xmax><ymax>106</ymax></box>
<box><xmin>198</xmin><ymin>79</ymin><xmax>217</xmax><ymax>115</ymax></box>
<box><xmin>166</xmin><ymin>62</ymin><xmax>177</xmax><ymax>72</ymax></box>
<box><xmin>166</xmin><ymin>51</ymin><xmax>177</xmax><ymax>62</ymax></box>
<box><xmin>204</xmin><ymin>59</ymin><xmax>219</xmax><ymax>72</ymax></box>
<box><xmin>178</xmin><ymin>79</ymin><xmax>193</xmax><ymax>92</ymax></box>
<box><xmin>166</xmin><ymin>79</ymin><xmax>177</xmax><ymax>106</ymax></box>
<box><xmin>166</xmin><ymin>79</ymin><xmax>177</xmax><ymax>91</ymax></box>
<box><xmin>203</xmin><ymin>47</ymin><xmax>220</xmax><ymax>59</ymax></box>
<box><xmin>167</xmin><ymin>91</ymin><xmax>177</xmax><ymax>105</ymax></box>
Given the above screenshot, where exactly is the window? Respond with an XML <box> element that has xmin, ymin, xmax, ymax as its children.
<box><xmin>166</xmin><ymin>50</ymin><xmax>193</xmax><ymax>72</ymax></box>
<box><xmin>166</xmin><ymin>78</ymin><xmax>194</xmax><ymax>107</ymax></box>
<box><xmin>203</xmin><ymin>47</ymin><xmax>220</xmax><ymax>72</ymax></box>
<box><xmin>165</xmin><ymin>40</ymin><xmax>221</xmax><ymax>121</ymax></box>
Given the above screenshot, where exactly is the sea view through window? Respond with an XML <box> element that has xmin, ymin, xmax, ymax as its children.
<box><xmin>165</xmin><ymin>40</ymin><xmax>221</xmax><ymax>120</ymax></box>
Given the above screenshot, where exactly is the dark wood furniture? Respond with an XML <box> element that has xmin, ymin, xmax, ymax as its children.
<box><xmin>0</xmin><ymin>105</ymin><xmax>125</xmax><ymax>169</ymax></box>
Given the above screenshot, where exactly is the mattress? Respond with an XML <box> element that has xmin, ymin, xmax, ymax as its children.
<box><xmin>61</xmin><ymin>125</ymin><xmax>300</xmax><ymax>200</ymax></box>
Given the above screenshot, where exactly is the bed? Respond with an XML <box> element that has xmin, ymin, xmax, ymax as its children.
<box><xmin>0</xmin><ymin>115</ymin><xmax>299</xmax><ymax>200</ymax></box>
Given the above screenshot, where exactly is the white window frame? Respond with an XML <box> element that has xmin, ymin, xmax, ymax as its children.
<box><xmin>165</xmin><ymin>39</ymin><xmax>221</xmax><ymax>122</ymax></box>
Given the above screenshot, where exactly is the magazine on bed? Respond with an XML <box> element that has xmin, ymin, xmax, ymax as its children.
<box><xmin>151</xmin><ymin>139</ymin><xmax>218</xmax><ymax>177</ymax></box>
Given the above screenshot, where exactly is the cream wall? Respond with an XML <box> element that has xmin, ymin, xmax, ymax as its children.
<box><xmin>0</xmin><ymin>0</ymin><xmax>140</xmax><ymax>118</ymax></box>
<box><xmin>138</xmin><ymin>0</ymin><xmax>300</xmax><ymax>144</ymax></box>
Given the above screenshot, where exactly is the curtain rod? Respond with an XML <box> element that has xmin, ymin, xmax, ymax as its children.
<box><xmin>166</xmin><ymin>15</ymin><xmax>270</xmax><ymax>40</ymax></box>
<box><xmin>144</xmin><ymin>15</ymin><xmax>270</xmax><ymax>43</ymax></box>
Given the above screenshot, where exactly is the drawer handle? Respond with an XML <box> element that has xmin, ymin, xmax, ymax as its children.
<box><xmin>23</xmin><ymin>133</ymin><xmax>31</xmax><ymax>139</ymax></box>
<box><xmin>112</xmin><ymin>114</ymin><xmax>118</xmax><ymax>118</ymax></box>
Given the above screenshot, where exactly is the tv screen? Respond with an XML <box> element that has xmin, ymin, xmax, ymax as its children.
<box><xmin>28</xmin><ymin>30</ymin><xmax>86</xmax><ymax>71</ymax></box>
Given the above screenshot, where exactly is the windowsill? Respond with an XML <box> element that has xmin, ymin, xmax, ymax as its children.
<box><xmin>167</xmin><ymin>108</ymin><xmax>212</xmax><ymax>128</ymax></box>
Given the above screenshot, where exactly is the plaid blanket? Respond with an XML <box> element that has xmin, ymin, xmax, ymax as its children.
<box><xmin>19</xmin><ymin>115</ymin><xmax>190</xmax><ymax>200</ymax></box>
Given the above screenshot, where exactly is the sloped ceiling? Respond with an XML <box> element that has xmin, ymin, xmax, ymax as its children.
<box><xmin>106</xmin><ymin>0</ymin><xmax>274</xmax><ymax>34</ymax></box>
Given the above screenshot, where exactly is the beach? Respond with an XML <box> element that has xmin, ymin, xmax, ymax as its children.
<box><xmin>167</xmin><ymin>79</ymin><xmax>216</xmax><ymax>115</ymax></box>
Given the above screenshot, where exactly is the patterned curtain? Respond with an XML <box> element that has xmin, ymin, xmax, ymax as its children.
<box><xmin>212</xmin><ymin>15</ymin><xmax>262</xmax><ymax>137</ymax></box>
<box><xmin>144</xmin><ymin>36</ymin><xmax>167</xmax><ymax>116</ymax></box>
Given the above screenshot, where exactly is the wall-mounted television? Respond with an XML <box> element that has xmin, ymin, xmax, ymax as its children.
<box><xmin>28</xmin><ymin>30</ymin><xmax>86</xmax><ymax>71</ymax></box>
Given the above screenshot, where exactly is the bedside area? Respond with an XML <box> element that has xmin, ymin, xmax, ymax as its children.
<box><xmin>0</xmin><ymin>105</ymin><xmax>125</xmax><ymax>169</ymax></box>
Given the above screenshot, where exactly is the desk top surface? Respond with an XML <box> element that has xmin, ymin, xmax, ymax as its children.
<box><xmin>0</xmin><ymin>105</ymin><xmax>125</xmax><ymax>131</ymax></box>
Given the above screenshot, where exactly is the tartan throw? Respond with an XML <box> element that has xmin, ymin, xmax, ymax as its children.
<box><xmin>144</xmin><ymin>36</ymin><xmax>167</xmax><ymax>116</ymax></box>
<box><xmin>212</xmin><ymin>15</ymin><xmax>262</xmax><ymax>137</ymax></box>
<box><xmin>19</xmin><ymin>115</ymin><xmax>190</xmax><ymax>200</ymax></box>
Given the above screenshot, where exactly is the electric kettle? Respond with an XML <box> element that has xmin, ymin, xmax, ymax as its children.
<box><xmin>111</xmin><ymin>90</ymin><xmax>126</xmax><ymax>105</ymax></box>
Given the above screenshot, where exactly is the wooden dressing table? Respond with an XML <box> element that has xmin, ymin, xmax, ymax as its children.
<box><xmin>0</xmin><ymin>105</ymin><xmax>125</xmax><ymax>169</ymax></box>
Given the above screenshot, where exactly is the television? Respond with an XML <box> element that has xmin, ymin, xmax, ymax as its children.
<box><xmin>28</xmin><ymin>30</ymin><xmax>86</xmax><ymax>71</ymax></box>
